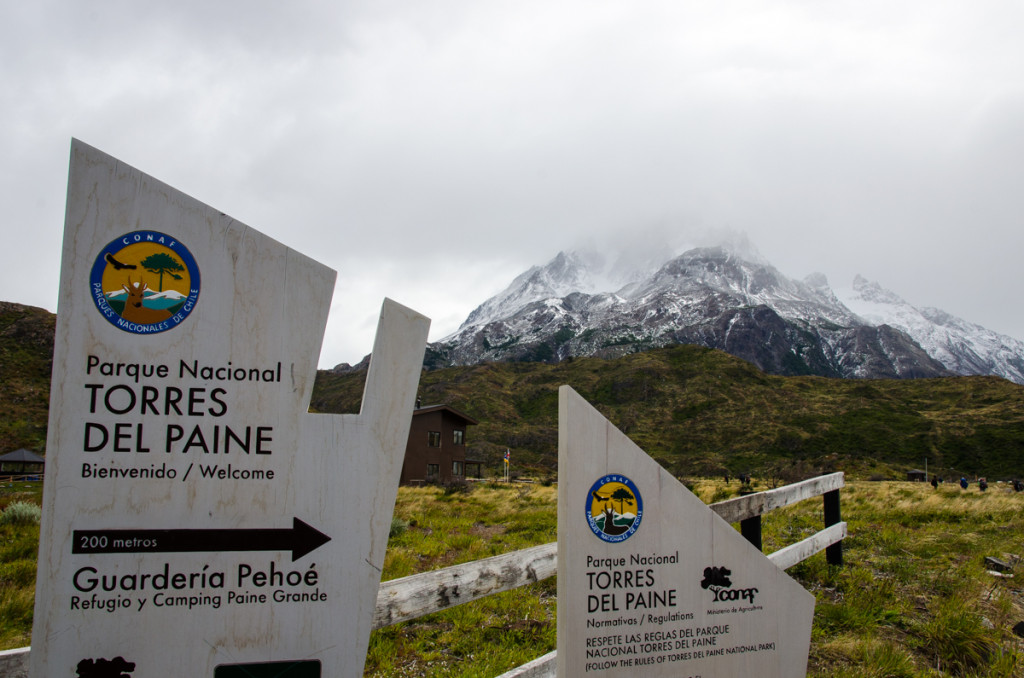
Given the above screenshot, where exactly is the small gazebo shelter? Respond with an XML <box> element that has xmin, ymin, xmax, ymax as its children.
<box><xmin>0</xmin><ymin>449</ymin><xmax>45</xmax><ymax>478</ymax></box>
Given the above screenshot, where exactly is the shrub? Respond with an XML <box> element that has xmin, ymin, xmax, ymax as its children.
<box><xmin>442</xmin><ymin>479</ymin><xmax>472</xmax><ymax>496</ymax></box>
<box><xmin>389</xmin><ymin>517</ymin><xmax>410</xmax><ymax>538</ymax></box>
<box><xmin>0</xmin><ymin>501</ymin><xmax>40</xmax><ymax>526</ymax></box>
<box><xmin>708</xmin><ymin>486</ymin><xmax>732</xmax><ymax>503</ymax></box>
<box><xmin>915</xmin><ymin>597</ymin><xmax>997</xmax><ymax>675</ymax></box>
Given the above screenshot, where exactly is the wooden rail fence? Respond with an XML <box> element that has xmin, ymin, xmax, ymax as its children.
<box><xmin>0</xmin><ymin>472</ymin><xmax>846</xmax><ymax>678</ymax></box>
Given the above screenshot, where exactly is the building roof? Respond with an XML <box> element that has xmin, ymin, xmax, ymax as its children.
<box><xmin>0</xmin><ymin>449</ymin><xmax>45</xmax><ymax>463</ymax></box>
<box><xmin>413</xmin><ymin>404</ymin><xmax>479</xmax><ymax>426</ymax></box>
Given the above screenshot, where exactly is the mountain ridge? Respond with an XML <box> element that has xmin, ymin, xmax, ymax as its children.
<box><xmin>426</xmin><ymin>246</ymin><xmax>1022</xmax><ymax>384</ymax></box>
<box><xmin>314</xmin><ymin>343</ymin><xmax>1024</xmax><ymax>479</ymax></box>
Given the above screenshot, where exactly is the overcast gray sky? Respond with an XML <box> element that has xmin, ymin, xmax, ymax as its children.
<box><xmin>3</xmin><ymin>1</ymin><xmax>1022</xmax><ymax>368</ymax></box>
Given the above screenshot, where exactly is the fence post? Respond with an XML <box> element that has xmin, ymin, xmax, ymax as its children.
<box><xmin>740</xmin><ymin>515</ymin><xmax>762</xmax><ymax>551</ymax></box>
<box><xmin>823</xmin><ymin>489</ymin><xmax>842</xmax><ymax>566</ymax></box>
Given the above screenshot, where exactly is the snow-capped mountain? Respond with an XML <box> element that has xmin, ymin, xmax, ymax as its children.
<box><xmin>425</xmin><ymin>246</ymin><xmax>1023</xmax><ymax>383</ymax></box>
<box><xmin>106</xmin><ymin>288</ymin><xmax>185</xmax><ymax>301</ymax></box>
<box><xmin>106</xmin><ymin>287</ymin><xmax>186</xmax><ymax>310</ymax></box>
<box><xmin>837</xmin><ymin>276</ymin><xmax>1024</xmax><ymax>384</ymax></box>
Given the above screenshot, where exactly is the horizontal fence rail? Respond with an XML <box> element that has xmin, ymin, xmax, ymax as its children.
<box><xmin>374</xmin><ymin>542</ymin><xmax>558</xmax><ymax>630</ymax></box>
<box><xmin>711</xmin><ymin>472</ymin><xmax>845</xmax><ymax>524</ymax></box>
<box><xmin>0</xmin><ymin>473</ymin><xmax>845</xmax><ymax>678</ymax></box>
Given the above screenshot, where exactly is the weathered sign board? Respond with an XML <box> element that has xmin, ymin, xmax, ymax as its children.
<box><xmin>31</xmin><ymin>140</ymin><xmax>429</xmax><ymax>677</ymax></box>
<box><xmin>557</xmin><ymin>385</ymin><xmax>814</xmax><ymax>677</ymax></box>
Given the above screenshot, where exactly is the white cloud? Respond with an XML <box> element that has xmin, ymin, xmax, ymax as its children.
<box><xmin>3</xmin><ymin>0</ymin><xmax>1024</xmax><ymax>367</ymax></box>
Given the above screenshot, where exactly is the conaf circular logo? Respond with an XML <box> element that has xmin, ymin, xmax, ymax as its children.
<box><xmin>90</xmin><ymin>231</ymin><xmax>200</xmax><ymax>334</ymax></box>
<box><xmin>586</xmin><ymin>474</ymin><xmax>643</xmax><ymax>543</ymax></box>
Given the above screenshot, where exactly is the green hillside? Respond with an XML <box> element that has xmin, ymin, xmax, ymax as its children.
<box><xmin>313</xmin><ymin>345</ymin><xmax>1024</xmax><ymax>480</ymax></box>
<box><xmin>0</xmin><ymin>303</ymin><xmax>54</xmax><ymax>455</ymax></box>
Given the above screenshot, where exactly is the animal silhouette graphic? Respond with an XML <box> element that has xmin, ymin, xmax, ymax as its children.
<box><xmin>599</xmin><ymin>505</ymin><xmax>630</xmax><ymax>536</ymax></box>
<box><xmin>120</xmin><ymin>279</ymin><xmax>172</xmax><ymax>324</ymax></box>
<box><xmin>104</xmin><ymin>253</ymin><xmax>137</xmax><ymax>271</ymax></box>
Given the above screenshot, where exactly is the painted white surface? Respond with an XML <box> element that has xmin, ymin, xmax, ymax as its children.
<box><xmin>557</xmin><ymin>385</ymin><xmax>814</xmax><ymax>678</ymax></box>
<box><xmin>31</xmin><ymin>140</ymin><xmax>429</xmax><ymax>677</ymax></box>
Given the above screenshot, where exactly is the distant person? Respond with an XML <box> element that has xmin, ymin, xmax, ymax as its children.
<box><xmin>960</xmin><ymin>477</ymin><xmax>968</xmax><ymax>490</ymax></box>
<box><xmin>1014</xmin><ymin>479</ymin><xmax>1024</xmax><ymax>492</ymax></box>
<box><xmin>930</xmin><ymin>477</ymin><xmax>938</xmax><ymax>489</ymax></box>
<box><xmin>979</xmin><ymin>478</ymin><xmax>988</xmax><ymax>492</ymax></box>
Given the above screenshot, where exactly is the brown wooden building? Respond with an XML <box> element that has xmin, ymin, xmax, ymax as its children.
<box><xmin>400</xmin><ymin>404</ymin><xmax>481</xmax><ymax>485</ymax></box>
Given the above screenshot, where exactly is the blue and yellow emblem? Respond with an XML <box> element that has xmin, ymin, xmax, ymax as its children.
<box><xmin>586</xmin><ymin>474</ymin><xmax>643</xmax><ymax>543</ymax></box>
<box><xmin>90</xmin><ymin>231</ymin><xmax>201</xmax><ymax>334</ymax></box>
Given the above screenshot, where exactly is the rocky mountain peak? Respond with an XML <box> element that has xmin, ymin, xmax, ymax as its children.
<box><xmin>428</xmin><ymin>243</ymin><xmax>1024</xmax><ymax>384</ymax></box>
<box><xmin>804</xmin><ymin>272</ymin><xmax>830</xmax><ymax>291</ymax></box>
<box><xmin>838</xmin><ymin>276</ymin><xmax>1024</xmax><ymax>384</ymax></box>
<box><xmin>851</xmin><ymin>274</ymin><xmax>906</xmax><ymax>305</ymax></box>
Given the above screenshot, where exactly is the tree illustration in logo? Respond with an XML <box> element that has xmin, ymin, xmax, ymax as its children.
<box><xmin>140</xmin><ymin>252</ymin><xmax>185</xmax><ymax>292</ymax></box>
<box><xmin>701</xmin><ymin>566</ymin><xmax>732</xmax><ymax>589</ymax></box>
<box><xmin>610</xmin><ymin>486</ymin><xmax>635</xmax><ymax>518</ymax></box>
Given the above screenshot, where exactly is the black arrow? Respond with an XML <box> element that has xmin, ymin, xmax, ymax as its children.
<box><xmin>72</xmin><ymin>517</ymin><xmax>331</xmax><ymax>561</ymax></box>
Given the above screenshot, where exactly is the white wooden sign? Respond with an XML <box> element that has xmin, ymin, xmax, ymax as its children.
<box><xmin>31</xmin><ymin>140</ymin><xmax>429</xmax><ymax>677</ymax></box>
<box><xmin>557</xmin><ymin>386</ymin><xmax>814</xmax><ymax>677</ymax></box>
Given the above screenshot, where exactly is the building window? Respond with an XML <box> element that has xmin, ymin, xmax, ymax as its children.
<box><xmin>453</xmin><ymin>429</ymin><xmax>465</xmax><ymax>445</ymax></box>
<box><xmin>453</xmin><ymin>461</ymin><xmax>464</xmax><ymax>476</ymax></box>
<box><xmin>427</xmin><ymin>464</ymin><xmax>439</xmax><ymax>480</ymax></box>
<box><xmin>427</xmin><ymin>431</ymin><xmax>441</xmax><ymax>447</ymax></box>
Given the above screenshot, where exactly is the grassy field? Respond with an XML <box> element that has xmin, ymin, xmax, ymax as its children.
<box><xmin>2</xmin><ymin>479</ymin><xmax>1022</xmax><ymax>676</ymax></box>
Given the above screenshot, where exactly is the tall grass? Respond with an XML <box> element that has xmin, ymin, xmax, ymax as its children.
<box><xmin>0</xmin><ymin>485</ymin><xmax>41</xmax><ymax>649</ymax></box>
<box><xmin>916</xmin><ymin>597</ymin><xmax>997</xmax><ymax>675</ymax></box>
<box><xmin>795</xmin><ymin>481</ymin><xmax>1024</xmax><ymax>677</ymax></box>
<box><xmin>1</xmin><ymin>479</ymin><xmax>1021</xmax><ymax>677</ymax></box>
